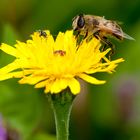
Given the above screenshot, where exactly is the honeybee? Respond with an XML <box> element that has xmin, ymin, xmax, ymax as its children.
<box><xmin>72</xmin><ymin>14</ymin><xmax>134</xmax><ymax>56</ymax></box>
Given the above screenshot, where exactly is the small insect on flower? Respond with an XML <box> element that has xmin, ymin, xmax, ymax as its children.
<box><xmin>37</xmin><ymin>30</ymin><xmax>47</xmax><ymax>37</ymax></box>
<box><xmin>72</xmin><ymin>14</ymin><xmax>134</xmax><ymax>57</ymax></box>
<box><xmin>54</xmin><ymin>50</ymin><xmax>66</xmax><ymax>56</ymax></box>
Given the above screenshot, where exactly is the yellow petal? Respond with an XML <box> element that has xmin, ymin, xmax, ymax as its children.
<box><xmin>68</xmin><ymin>78</ymin><xmax>80</xmax><ymax>95</ymax></box>
<box><xmin>0</xmin><ymin>60</ymin><xmax>20</xmax><ymax>74</ymax></box>
<box><xmin>78</xmin><ymin>73</ymin><xmax>106</xmax><ymax>84</ymax></box>
<box><xmin>19</xmin><ymin>75</ymin><xmax>48</xmax><ymax>85</ymax></box>
<box><xmin>0</xmin><ymin>74</ymin><xmax>15</xmax><ymax>81</ymax></box>
<box><xmin>0</xmin><ymin>71</ymin><xmax>29</xmax><ymax>81</ymax></box>
<box><xmin>50</xmin><ymin>79</ymin><xmax>62</xmax><ymax>93</ymax></box>
<box><xmin>44</xmin><ymin>80</ymin><xmax>53</xmax><ymax>93</ymax></box>
<box><xmin>112</xmin><ymin>58</ymin><xmax>125</xmax><ymax>63</ymax></box>
<box><xmin>49</xmin><ymin>78</ymin><xmax>68</xmax><ymax>94</ymax></box>
<box><xmin>0</xmin><ymin>43</ymin><xmax>17</xmax><ymax>57</ymax></box>
<box><xmin>35</xmin><ymin>80</ymin><xmax>48</xmax><ymax>88</ymax></box>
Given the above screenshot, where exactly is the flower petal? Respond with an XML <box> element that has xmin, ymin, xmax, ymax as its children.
<box><xmin>35</xmin><ymin>80</ymin><xmax>48</xmax><ymax>88</ymax></box>
<box><xmin>44</xmin><ymin>80</ymin><xmax>53</xmax><ymax>93</ymax></box>
<box><xmin>0</xmin><ymin>60</ymin><xmax>20</xmax><ymax>74</ymax></box>
<box><xmin>19</xmin><ymin>75</ymin><xmax>48</xmax><ymax>85</ymax></box>
<box><xmin>78</xmin><ymin>73</ymin><xmax>106</xmax><ymax>84</ymax></box>
<box><xmin>50</xmin><ymin>79</ymin><xmax>63</xmax><ymax>93</ymax></box>
<box><xmin>68</xmin><ymin>78</ymin><xmax>80</xmax><ymax>95</ymax></box>
<box><xmin>0</xmin><ymin>43</ymin><xmax>17</xmax><ymax>57</ymax></box>
<box><xmin>0</xmin><ymin>71</ymin><xmax>30</xmax><ymax>81</ymax></box>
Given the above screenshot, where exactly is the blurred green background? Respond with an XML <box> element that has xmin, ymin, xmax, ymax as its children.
<box><xmin>0</xmin><ymin>0</ymin><xmax>140</xmax><ymax>140</ymax></box>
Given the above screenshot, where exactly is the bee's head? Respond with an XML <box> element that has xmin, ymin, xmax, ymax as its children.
<box><xmin>72</xmin><ymin>14</ymin><xmax>85</xmax><ymax>31</ymax></box>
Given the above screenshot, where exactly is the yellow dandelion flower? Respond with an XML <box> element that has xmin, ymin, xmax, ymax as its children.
<box><xmin>0</xmin><ymin>30</ymin><xmax>124</xmax><ymax>95</ymax></box>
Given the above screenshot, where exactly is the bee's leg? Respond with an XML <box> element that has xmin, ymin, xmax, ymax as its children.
<box><xmin>100</xmin><ymin>36</ymin><xmax>115</xmax><ymax>59</ymax></box>
<box><xmin>84</xmin><ymin>30</ymin><xmax>88</xmax><ymax>39</ymax></box>
<box><xmin>93</xmin><ymin>31</ymin><xmax>107</xmax><ymax>52</ymax></box>
<box><xmin>75</xmin><ymin>31</ymin><xmax>80</xmax><ymax>39</ymax></box>
<box><xmin>101</xmin><ymin>44</ymin><xmax>107</xmax><ymax>52</ymax></box>
<box><xmin>84</xmin><ymin>30</ymin><xmax>100</xmax><ymax>43</ymax></box>
<box><xmin>109</xmin><ymin>44</ymin><xmax>115</xmax><ymax>59</ymax></box>
<box><xmin>75</xmin><ymin>31</ymin><xmax>83</xmax><ymax>50</ymax></box>
<box><xmin>93</xmin><ymin>30</ymin><xmax>100</xmax><ymax>39</ymax></box>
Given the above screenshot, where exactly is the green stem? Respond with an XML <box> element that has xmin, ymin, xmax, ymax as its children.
<box><xmin>47</xmin><ymin>91</ymin><xmax>75</xmax><ymax>140</ymax></box>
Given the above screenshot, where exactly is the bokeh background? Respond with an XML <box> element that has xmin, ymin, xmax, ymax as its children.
<box><xmin>0</xmin><ymin>0</ymin><xmax>140</xmax><ymax>140</ymax></box>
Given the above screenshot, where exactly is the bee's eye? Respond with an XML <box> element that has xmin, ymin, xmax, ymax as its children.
<box><xmin>77</xmin><ymin>16</ymin><xmax>85</xmax><ymax>28</ymax></box>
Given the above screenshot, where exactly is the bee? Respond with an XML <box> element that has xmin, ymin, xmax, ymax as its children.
<box><xmin>72</xmin><ymin>14</ymin><xmax>134</xmax><ymax>57</ymax></box>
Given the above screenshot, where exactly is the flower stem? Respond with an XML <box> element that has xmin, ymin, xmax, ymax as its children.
<box><xmin>47</xmin><ymin>91</ymin><xmax>75</xmax><ymax>140</ymax></box>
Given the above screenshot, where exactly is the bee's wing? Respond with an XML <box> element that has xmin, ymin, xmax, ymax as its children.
<box><xmin>97</xmin><ymin>23</ymin><xmax>135</xmax><ymax>40</ymax></box>
<box><xmin>112</xmin><ymin>30</ymin><xmax>135</xmax><ymax>40</ymax></box>
<box><xmin>121</xmin><ymin>32</ymin><xmax>135</xmax><ymax>40</ymax></box>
